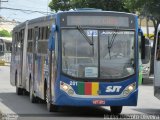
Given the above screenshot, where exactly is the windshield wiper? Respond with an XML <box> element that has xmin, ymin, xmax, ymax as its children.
<box><xmin>108</xmin><ymin>29</ymin><xmax>118</xmax><ymax>59</ymax></box>
<box><xmin>77</xmin><ymin>26</ymin><xmax>94</xmax><ymax>45</ymax></box>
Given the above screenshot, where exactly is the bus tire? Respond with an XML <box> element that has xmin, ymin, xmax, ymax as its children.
<box><xmin>15</xmin><ymin>72</ymin><xmax>23</xmax><ymax>95</ymax></box>
<box><xmin>24</xmin><ymin>90</ymin><xmax>29</xmax><ymax>96</ymax></box>
<box><xmin>16</xmin><ymin>87</ymin><xmax>23</xmax><ymax>95</ymax></box>
<box><xmin>110</xmin><ymin>106</ymin><xmax>122</xmax><ymax>114</ymax></box>
<box><xmin>47</xmin><ymin>101</ymin><xmax>59</xmax><ymax>112</ymax></box>
<box><xmin>29</xmin><ymin>80</ymin><xmax>38</xmax><ymax>103</ymax></box>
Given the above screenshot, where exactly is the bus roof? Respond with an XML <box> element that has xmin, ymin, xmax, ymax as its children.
<box><xmin>13</xmin><ymin>10</ymin><xmax>137</xmax><ymax>31</ymax></box>
<box><xmin>0</xmin><ymin>37</ymin><xmax>12</xmax><ymax>43</ymax></box>
<box><xmin>57</xmin><ymin>10</ymin><xmax>137</xmax><ymax>17</ymax></box>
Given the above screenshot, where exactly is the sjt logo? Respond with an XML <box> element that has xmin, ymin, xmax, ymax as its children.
<box><xmin>106</xmin><ymin>86</ymin><xmax>122</xmax><ymax>92</ymax></box>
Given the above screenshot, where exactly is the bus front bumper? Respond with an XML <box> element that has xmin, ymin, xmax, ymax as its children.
<box><xmin>54</xmin><ymin>89</ymin><xmax>138</xmax><ymax>106</ymax></box>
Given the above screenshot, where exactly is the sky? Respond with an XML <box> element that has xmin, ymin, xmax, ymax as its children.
<box><xmin>0</xmin><ymin>0</ymin><xmax>52</xmax><ymax>22</ymax></box>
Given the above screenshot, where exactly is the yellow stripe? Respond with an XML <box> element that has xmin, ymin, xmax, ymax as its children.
<box><xmin>92</xmin><ymin>82</ymin><xmax>99</xmax><ymax>96</ymax></box>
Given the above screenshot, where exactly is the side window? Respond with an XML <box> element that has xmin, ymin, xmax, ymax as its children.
<box><xmin>37</xmin><ymin>26</ymin><xmax>48</xmax><ymax>54</ymax></box>
<box><xmin>156</xmin><ymin>32</ymin><xmax>160</xmax><ymax>60</ymax></box>
<box><xmin>46</xmin><ymin>26</ymin><xmax>50</xmax><ymax>39</ymax></box>
<box><xmin>27</xmin><ymin>28</ymin><xmax>33</xmax><ymax>53</ymax></box>
<box><xmin>138</xmin><ymin>33</ymin><xmax>142</xmax><ymax>57</ymax></box>
<box><xmin>14</xmin><ymin>32</ymin><xmax>17</xmax><ymax>52</ymax></box>
<box><xmin>0</xmin><ymin>39</ymin><xmax>4</xmax><ymax>52</ymax></box>
<box><xmin>38</xmin><ymin>41</ymin><xmax>48</xmax><ymax>54</ymax></box>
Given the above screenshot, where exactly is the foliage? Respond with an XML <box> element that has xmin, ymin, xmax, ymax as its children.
<box><xmin>123</xmin><ymin>0</ymin><xmax>160</xmax><ymax>31</ymax></box>
<box><xmin>123</xmin><ymin>0</ymin><xmax>160</xmax><ymax>74</ymax></box>
<box><xmin>49</xmin><ymin>0</ymin><xmax>128</xmax><ymax>12</ymax></box>
<box><xmin>0</xmin><ymin>29</ymin><xmax>11</xmax><ymax>37</ymax></box>
<box><xmin>49</xmin><ymin>0</ymin><xmax>71</xmax><ymax>12</ymax></box>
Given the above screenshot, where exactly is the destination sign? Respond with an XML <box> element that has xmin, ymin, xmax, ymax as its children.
<box><xmin>67</xmin><ymin>15</ymin><xmax>130</xmax><ymax>27</ymax></box>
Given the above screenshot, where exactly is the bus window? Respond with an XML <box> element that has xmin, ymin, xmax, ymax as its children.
<box><xmin>142</xmin><ymin>39</ymin><xmax>151</xmax><ymax>64</ymax></box>
<box><xmin>0</xmin><ymin>44</ymin><xmax>3</xmax><ymax>52</ymax></box>
<box><xmin>5</xmin><ymin>42</ymin><xmax>12</xmax><ymax>52</ymax></box>
<box><xmin>156</xmin><ymin>32</ymin><xmax>160</xmax><ymax>60</ymax></box>
<box><xmin>38</xmin><ymin>41</ymin><xmax>48</xmax><ymax>54</ymax></box>
<box><xmin>62</xmin><ymin>29</ymin><xmax>98</xmax><ymax>78</ymax></box>
<box><xmin>100</xmin><ymin>30</ymin><xmax>135</xmax><ymax>78</ymax></box>
<box><xmin>0</xmin><ymin>44</ymin><xmax>4</xmax><ymax>56</ymax></box>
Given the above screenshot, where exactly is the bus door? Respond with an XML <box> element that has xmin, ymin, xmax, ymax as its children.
<box><xmin>48</xmin><ymin>25</ymin><xmax>56</xmax><ymax>99</ymax></box>
<box><xmin>33</xmin><ymin>27</ymin><xmax>39</xmax><ymax>90</ymax></box>
<box><xmin>154</xmin><ymin>31</ymin><xmax>160</xmax><ymax>90</ymax></box>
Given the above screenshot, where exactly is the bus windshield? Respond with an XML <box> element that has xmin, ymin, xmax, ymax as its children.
<box><xmin>62</xmin><ymin>29</ymin><xmax>135</xmax><ymax>79</ymax></box>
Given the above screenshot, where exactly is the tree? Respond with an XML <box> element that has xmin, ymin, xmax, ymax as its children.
<box><xmin>123</xmin><ymin>0</ymin><xmax>160</xmax><ymax>74</ymax></box>
<box><xmin>72</xmin><ymin>0</ymin><xmax>128</xmax><ymax>11</ymax></box>
<box><xmin>49</xmin><ymin>0</ymin><xmax>71</xmax><ymax>12</ymax></box>
<box><xmin>49</xmin><ymin>0</ymin><xmax>128</xmax><ymax>12</ymax></box>
<box><xmin>0</xmin><ymin>29</ymin><xmax>11</xmax><ymax>37</ymax></box>
<box><xmin>123</xmin><ymin>0</ymin><xmax>160</xmax><ymax>34</ymax></box>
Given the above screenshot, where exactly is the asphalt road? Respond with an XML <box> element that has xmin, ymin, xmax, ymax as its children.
<box><xmin>0</xmin><ymin>66</ymin><xmax>160</xmax><ymax>120</ymax></box>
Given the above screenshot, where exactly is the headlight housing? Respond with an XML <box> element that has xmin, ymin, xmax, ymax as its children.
<box><xmin>60</xmin><ymin>81</ymin><xmax>75</xmax><ymax>96</ymax></box>
<box><xmin>143</xmin><ymin>67</ymin><xmax>149</xmax><ymax>73</ymax></box>
<box><xmin>123</xmin><ymin>83</ymin><xmax>136</xmax><ymax>97</ymax></box>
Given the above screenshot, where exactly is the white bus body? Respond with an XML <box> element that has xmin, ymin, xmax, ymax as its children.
<box><xmin>154</xmin><ymin>24</ymin><xmax>160</xmax><ymax>99</ymax></box>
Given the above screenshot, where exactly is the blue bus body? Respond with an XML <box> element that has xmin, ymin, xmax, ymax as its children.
<box><xmin>52</xmin><ymin>12</ymin><xmax>139</xmax><ymax>106</ymax></box>
<box><xmin>11</xmin><ymin>10</ymin><xmax>142</xmax><ymax>113</ymax></box>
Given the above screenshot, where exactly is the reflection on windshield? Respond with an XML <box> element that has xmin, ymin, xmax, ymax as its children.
<box><xmin>62</xmin><ymin>29</ymin><xmax>135</xmax><ymax>79</ymax></box>
<box><xmin>62</xmin><ymin>29</ymin><xmax>98</xmax><ymax>78</ymax></box>
<box><xmin>77</xmin><ymin>26</ymin><xmax>94</xmax><ymax>45</ymax></box>
<box><xmin>99</xmin><ymin>30</ymin><xmax>135</xmax><ymax>78</ymax></box>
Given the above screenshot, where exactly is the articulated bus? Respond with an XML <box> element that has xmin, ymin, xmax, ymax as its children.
<box><xmin>154</xmin><ymin>24</ymin><xmax>160</xmax><ymax>100</ymax></box>
<box><xmin>0</xmin><ymin>37</ymin><xmax>12</xmax><ymax>65</ymax></box>
<box><xmin>10</xmin><ymin>10</ymin><xmax>145</xmax><ymax>114</ymax></box>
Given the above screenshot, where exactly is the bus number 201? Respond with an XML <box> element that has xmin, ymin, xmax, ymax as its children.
<box><xmin>70</xmin><ymin>81</ymin><xmax>78</xmax><ymax>86</ymax></box>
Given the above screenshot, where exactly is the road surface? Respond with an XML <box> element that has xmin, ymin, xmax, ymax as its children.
<box><xmin>0</xmin><ymin>66</ymin><xmax>160</xmax><ymax>120</ymax></box>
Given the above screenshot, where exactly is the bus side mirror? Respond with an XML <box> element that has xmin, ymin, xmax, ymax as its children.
<box><xmin>48</xmin><ymin>25</ymin><xmax>56</xmax><ymax>51</ymax></box>
<box><xmin>141</xmin><ymin>35</ymin><xmax>145</xmax><ymax>59</ymax></box>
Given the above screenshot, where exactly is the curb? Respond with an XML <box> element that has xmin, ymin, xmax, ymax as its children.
<box><xmin>0</xmin><ymin>102</ymin><xmax>18</xmax><ymax>120</ymax></box>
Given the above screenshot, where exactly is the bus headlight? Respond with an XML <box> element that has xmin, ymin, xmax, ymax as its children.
<box><xmin>143</xmin><ymin>67</ymin><xmax>149</xmax><ymax>73</ymax></box>
<box><xmin>62</xmin><ymin>85</ymin><xmax>69</xmax><ymax>91</ymax></box>
<box><xmin>123</xmin><ymin>83</ymin><xmax>136</xmax><ymax>97</ymax></box>
<box><xmin>60</xmin><ymin>81</ymin><xmax>75</xmax><ymax>96</ymax></box>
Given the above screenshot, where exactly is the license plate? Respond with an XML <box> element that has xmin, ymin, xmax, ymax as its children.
<box><xmin>92</xmin><ymin>100</ymin><xmax>105</xmax><ymax>105</ymax></box>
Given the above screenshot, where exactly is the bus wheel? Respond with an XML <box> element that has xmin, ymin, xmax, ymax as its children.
<box><xmin>15</xmin><ymin>73</ymin><xmax>23</xmax><ymax>95</ymax></box>
<box><xmin>142</xmin><ymin>78</ymin><xmax>144</xmax><ymax>84</ymax></box>
<box><xmin>16</xmin><ymin>86</ymin><xmax>23</xmax><ymax>95</ymax></box>
<box><xmin>46</xmin><ymin>88</ymin><xmax>59</xmax><ymax>112</ymax></box>
<box><xmin>110</xmin><ymin>106</ymin><xmax>122</xmax><ymax>114</ymax></box>
<box><xmin>29</xmin><ymin>80</ymin><xmax>38</xmax><ymax>103</ymax></box>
